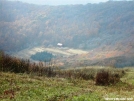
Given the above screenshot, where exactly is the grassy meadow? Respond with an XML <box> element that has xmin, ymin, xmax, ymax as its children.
<box><xmin>0</xmin><ymin>51</ymin><xmax>134</xmax><ymax>101</ymax></box>
<box><xmin>0</xmin><ymin>67</ymin><xmax>134</xmax><ymax>101</ymax></box>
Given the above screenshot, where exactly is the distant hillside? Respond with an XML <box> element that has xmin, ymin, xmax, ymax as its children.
<box><xmin>0</xmin><ymin>0</ymin><xmax>134</xmax><ymax>67</ymax></box>
<box><xmin>0</xmin><ymin>0</ymin><xmax>134</xmax><ymax>51</ymax></box>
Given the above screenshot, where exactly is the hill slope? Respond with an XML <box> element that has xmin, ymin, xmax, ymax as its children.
<box><xmin>0</xmin><ymin>0</ymin><xmax>134</xmax><ymax>51</ymax></box>
<box><xmin>0</xmin><ymin>0</ymin><xmax>134</xmax><ymax>67</ymax></box>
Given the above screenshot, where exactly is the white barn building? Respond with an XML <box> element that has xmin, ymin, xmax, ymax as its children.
<box><xmin>57</xmin><ymin>43</ymin><xmax>63</xmax><ymax>47</ymax></box>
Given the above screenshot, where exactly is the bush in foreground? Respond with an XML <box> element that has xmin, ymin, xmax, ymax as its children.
<box><xmin>95</xmin><ymin>71</ymin><xmax>120</xmax><ymax>86</ymax></box>
<box><xmin>0</xmin><ymin>51</ymin><xmax>56</xmax><ymax>77</ymax></box>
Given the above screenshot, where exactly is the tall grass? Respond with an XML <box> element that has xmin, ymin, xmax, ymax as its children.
<box><xmin>0</xmin><ymin>51</ymin><xmax>29</xmax><ymax>73</ymax></box>
<box><xmin>0</xmin><ymin>51</ymin><xmax>56</xmax><ymax>77</ymax></box>
<box><xmin>0</xmin><ymin>51</ymin><xmax>127</xmax><ymax>83</ymax></box>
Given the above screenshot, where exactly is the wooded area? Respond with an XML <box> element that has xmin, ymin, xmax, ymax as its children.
<box><xmin>0</xmin><ymin>0</ymin><xmax>134</xmax><ymax>52</ymax></box>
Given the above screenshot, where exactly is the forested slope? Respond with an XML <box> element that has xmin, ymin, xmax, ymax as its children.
<box><xmin>0</xmin><ymin>0</ymin><xmax>134</xmax><ymax>51</ymax></box>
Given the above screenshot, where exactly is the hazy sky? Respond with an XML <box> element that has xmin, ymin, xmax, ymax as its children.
<box><xmin>8</xmin><ymin>0</ymin><xmax>109</xmax><ymax>5</ymax></box>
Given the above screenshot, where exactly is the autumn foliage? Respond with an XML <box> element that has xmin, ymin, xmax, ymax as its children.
<box><xmin>0</xmin><ymin>0</ymin><xmax>134</xmax><ymax>52</ymax></box>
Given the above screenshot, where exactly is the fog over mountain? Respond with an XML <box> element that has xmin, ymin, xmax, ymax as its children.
<box><xmin>0</xmin><ymin>0</ymin><xmax>134</xmax><ymax>67</ymax></box>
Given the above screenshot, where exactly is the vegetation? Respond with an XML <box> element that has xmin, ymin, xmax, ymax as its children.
<box><xmin>31</xmin><ymin>51</ymin><xmax>54</xmax><ymax>62</ymax></box>
<box><xmin>95</xmin><ymin>71</ymin><xmax>120</xmax><ymax>86</ymax></box>
<box><xmin>0</xmin><ymin>51</ymin><xmax>134</xmax><ymax>100</ymax></box>
<box><xmin>0</xmin><ymin>51</ymin><xmax>29</xmax><ymax>73</ymax></box>
<box><xmin>1</xmin><ymin>0</ymin><xmax>134</xmax><ymax>67</ymax></box>
<box><xmin>0</xmin><ymin>51</ymin><xmax>57</xmax><ymax>77</ymax></box>
<box><xmin>0</xmin><ymin>0</ymin><xmax>134</xmax><ymax>100</ymax></box>
<box><xmin>0</xmin><ymin>0</ymin><xmax>134</xmax><ymax>51</ymax></box>
<box><xmin>0</xmin><ymin>66</ymin><xmax>134</xmax><ymax>100</ymax></box>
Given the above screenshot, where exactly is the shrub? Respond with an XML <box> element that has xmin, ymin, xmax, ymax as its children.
<box><xmin>95</xmin><ymin>71</ymin><xmax>120</xmax><ymax>86</ymax></box>
<box><xmin>95</xmin><ymin>71</ymin><xmax>109</xmax><ymax>85</ymax></box>
<box><xmin>0</xmin><ymin>51</ymin><xmax>56</xmax><ymax>77</ymax></box>
<box><xmin>109</xmin><ymin>73</ymin><xmax>120</xmax><ymax>84</ymax></box>
<box><xmin>0</xmin><ymin>51</ymin><xmax>29</xmax><ymax>73</ymax></box>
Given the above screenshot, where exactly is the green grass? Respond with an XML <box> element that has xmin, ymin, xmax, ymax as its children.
<box><xmin>0</xmin><ymin>67</ymin><xmax>134</xmax><ymax>101</ymax></box>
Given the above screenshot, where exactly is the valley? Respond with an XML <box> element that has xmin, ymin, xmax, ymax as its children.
<box><xmin>0</xmin><ymin>0</ymin><xmax>134</xmax><ymax>100</ymax></box>
<box><xmin>11</xmin><ymin>46</ymin><xmax>88</xmax><ymax>62</ymax></box>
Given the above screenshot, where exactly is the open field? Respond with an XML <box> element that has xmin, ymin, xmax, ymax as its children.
<box><xmin>0</xmin><ymin>67</ymin><xmax>134</xmax><ymax>101</ymax></box>
<box><xmin>11</xmin><ymin>46</ymin><xmax>88</xmax><ymax>61</ymax></box>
